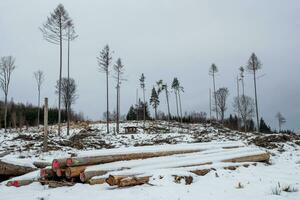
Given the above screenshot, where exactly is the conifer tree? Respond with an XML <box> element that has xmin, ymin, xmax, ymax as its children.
<box><xmin>150</xmin><ymin>87</ymin><xmax>159</xmax><ymax>120</ymax></box>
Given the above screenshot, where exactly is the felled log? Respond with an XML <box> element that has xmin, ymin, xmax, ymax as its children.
<box><xmin>65</xmin><ymin>166</ymin><xmax>88</xmax><ymax>178</ymax></box>
<box><xmin>40</xmin><ymin>168</ymin><xmax>55</xmax><ymax>180</ymax></box>
<box><xmin>39</xmin><ymin>180</ymin><xmax>75</xmax><ymax>188</ymax></box>
<box><xmin>80</xmin><ymin>170</ymin><xmax>107</xmax><ymax>182</ymax></box>
<box><xmin>222</xmin><ymin>152</ymin><xmax>270</xmax><ymax>163</ymax></box>
<box><xmin>118</xmin><ymin>176</ymin><xmax>150</xmax><ymax>187</ymax></box>
<box><xmin>56</xmin><ymin>168</ymin><xmax>66</xmax><ymax>177</ymax></box>
<box><xmin>88</xmin><ymin>178</ymin><xmax>107</xmax><ymax>185</ymax></box>
<box><xmin>106</xmin><ymin>175</ymin><xmax>130</xmax><ymax>186</ymax></box>
<box><xmin>33</xmin><ymin>161</ymin><xmax>51</xmax><ymax>169</ymax></box>
<box><xmin>0</xmin><ymin>160</ymin><xmax>36</xmax><ymax>176</ymax></box>
<box><xmin>191</xmin><ymin>168</ymin><xmax>211</xmax><ymax>176</ymax></box>
<box><xmin>65</xmin><ymin>149</ymin><xmax>203</xmax><ymax>167</ymax></box>
<box><xmin>6</xmin><ymin>179</ymin><xmax>35</xmax><ymax>187</ymax></box>
<box><xmin>52</xmin><ymin>158</ymin><xmax>68</xmax><ymax>172</ymax></box>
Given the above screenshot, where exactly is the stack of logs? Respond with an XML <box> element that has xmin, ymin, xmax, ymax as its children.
<box><xmin>4</xmin><ymin>149</ymin><xmax>270</xmax><ymax>188</ymax></box>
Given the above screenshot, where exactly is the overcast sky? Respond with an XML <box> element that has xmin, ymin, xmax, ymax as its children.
<box><xmin>1</xmin><ymin>0</ymin><xmax>300</xmax><ymax>132</ymax></box>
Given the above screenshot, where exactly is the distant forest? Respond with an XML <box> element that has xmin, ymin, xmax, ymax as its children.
<box><xmin>0</xmin><ymin>99</ymin><xmax>84</xmax><ymax>129</ymax></box>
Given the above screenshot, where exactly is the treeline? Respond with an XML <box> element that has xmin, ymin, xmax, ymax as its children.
<box><xmin>0</xmin><ymin>100</ymin><xmax>84</xmax><ymax>129</ymax></box>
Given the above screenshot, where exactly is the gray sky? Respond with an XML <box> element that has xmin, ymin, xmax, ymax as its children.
<box><xmin>1</xmin><ymin>0</ymin><xmax>300</xmax><ymax>132</ymax></box>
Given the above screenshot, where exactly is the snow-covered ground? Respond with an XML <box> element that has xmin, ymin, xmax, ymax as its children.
<box><xmin>0</xmin><ymin>121</ymin><xmax>300</xmax><ymax>200</ymax></box>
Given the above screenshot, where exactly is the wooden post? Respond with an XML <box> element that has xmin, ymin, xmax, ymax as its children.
<box><xmin>43</xmin><ymin>97</ymin><xmax>48</xmax><ymax>152</ymax></box>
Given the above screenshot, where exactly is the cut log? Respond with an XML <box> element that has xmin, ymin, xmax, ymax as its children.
<box><xmin>39</xmin><ymin>180</ymin><xmax>75</xmax><ymax>188</ymax></box>
<box><xmin>6</xmin><ymin>179</ymin><xmax>35</xmax><ymax>187</ymax></box>
<box><xmin>0</xmin><ymin>160</ymin><xmax>36</xmax><ymax>176</ymax></box>
<box><xmin>191</xmin><ymin>168</ymin><xmax>211</xmax><ymax>176</ymax></box>
<box><xmin>40</xmin><ymin>168</ymin><xmax>55</xmax><ymax>180</ymax></box>
<box><xmin>80</xmin><ymin>170</ymin><xmax>107</xmax><ymax>182</ymax></box>
<box><xmin>222</xmin><ymin>152</ymin><xmax>270</xmax><ymax>163</ymax></box>
<box><xmin>118</xmin><ymin>176</ymin><xmax>150</xmax><ymax>187</ymax></box>
<box><xmin>66</xmin><ymin>149</ymin><xmax>203</xmax><ymax>167</ymax></box>
<box><xmin>52</xmin><ymin>158</ymin><xmax>68</xmax><ymax>172</ymax></box>
<box><xmin>33</xmin><ymin>161</ymin><xmax>51</xmax><ymax>169</ymax></box>
<box><xmin>106</xmin><ymin>175</ymin><xmax>130</xmax><ymax>186</ymax></box>
<box><xmin>88</xmin><ymin>178</ymin><xmax>107</xmax><ymax>185</ymax></box>
<box><xmin>56</xmin><ymin>168</ymin><xmax>66</xmax><ymax>177</ymax></box>
<box><xmin>65</xmin><ymin>166</ymin><xmax>87</xmax><ymax>178</ymax></box>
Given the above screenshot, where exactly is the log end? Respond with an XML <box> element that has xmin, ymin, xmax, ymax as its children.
<box><xmin>80</xmin><ymin>172</ymin><xmax>85</xmax><ymax>182</ymax></box>
<box><xmin>66</xmin><ymin>158</ymin><xmax>73</xmax><ymax>166</ymax></box>
<box><xmin>52</xmin><ymin>159</ymin><xmax>60</xmax><ymax>171</ymax></box>
<box><xmin>6</xmin><ymin>181</ymin><xmax>19</xmax><ymax>187</ymax></box>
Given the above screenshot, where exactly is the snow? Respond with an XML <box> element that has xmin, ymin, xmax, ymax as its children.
<box><xmin>0</xmin><ymin>121</ymin><xmax>300</xmax><ymax>200</ymax></box>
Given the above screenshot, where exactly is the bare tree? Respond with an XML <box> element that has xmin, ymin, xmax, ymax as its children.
<box><xmin>171</xmin><ymin>78</ymin><xmax>180</xmax><ymax>119</ymax></box>
<box><xmin>0</xmin><ymin>56</ymin><xmax>16</xmax><ymax>132</ymax></box>
<box><xmin>157</xmin><ymin>80</ymin><xmax>171</xmax><ymax>123</ymax></box>
<box><xmin>40</xmin><ymin>4</ymin><xmax>70</xmax><ymax>135</ymax></box>
<box><xmin>209</xmin><ymin>63</ymin><xmax>218</xmax><ymax>120</ymax></box>
<box><xmin>113</xmin><ymin>58</ymin><xmax>125</xmax><ymax>134</ymax></box>
<box><xmin>171</xmin><ymin>78</ymin><xmax>183</xmax><ymax>123</ymax></box>
<box><xmin>233</xmin><ymin>95</ymin><xmax>255</xmax><ymax>132</ymax></box>
<box><xmin>239</xmin><ymin>66</ymin><xmax>245</xmax><ymax>97</ymax></box>
<box><xmin>55</xmin><ymin>77</ymin><xmax>78</xmax><ymax>133</ymax></box>
<box><xmin>247</xmin><ymin>53</ymin><xmax>262</xmax><ymax>132</ymax></box>
<box><xmin>34</xmin><ymin>70</ymin><xmax>45</xmax><ymax>128</ymax></box>
<box><xmin>139</xmin><ymin>73</ymin><xmax>146</xmax><ymax>127</ymax></box>
<box><xmin>65</xmin><ymin>19</ymin><xmax>78</xmax><ymax>135</ymax></box>
<box><xmin>275</xmin><ymin>112</ymin><xmax>286</xmax><ymax>132</ymax></box>
<box><xmin>215</xmin><ymin>87</ymin><xmax>229</xmax><ymax>122</ymax></box>
<box><xmin>97</xmin><ymin>45</ymin><xmax>113</xmax><ymax>134</ymax></box>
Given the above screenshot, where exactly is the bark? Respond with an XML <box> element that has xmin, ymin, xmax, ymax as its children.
<box><xmin>191</xmin><ymin>169</ymin><xmax>211</xmax><ymax>176</ymax></box>
<box><xmin>80</xmin><ymin>170</ymin><xmax>107</xmax><ymax>182</ymax></box>
<box><xmin>106</xmin><ymin>175</ymin><xmax>129</xmax><ymax>186</ymax></box>
<box><xmin>165</xmin><ymin>88</ymin><xmax>171</xmax><ymax>123</ymax></box>
<box><xmin>40</xmin><ymin>168</ymin><xmax>56</xmax><ymax>180</ymax></box>
<box><xmin>58</xmin><ymin>16</ymin><xmax>62</xmax><ymax>136</ymax></box>
<box><xmin>67</xmin><ymin>30</ymin><xmax>70</xmax><ymax>136</ymax></box>
<box><xmin>174</xmin><ymin>90</ymin><xmax>179</xmax><ymax>119</ymax></box>
<box><xmin>65</xmin><ymin>166</ymin><xmax>87</xmax><ymax>178</ymax></box>
<box><xmin>222</xmin><ymin>152</ymin><xmax>270</xmax><ymax>163</ymax></box>
<box><xmin>178</xmin><ymin>90</ymin><xmax>183</xmax><ymax>123</ymax></box>
<box><xmin>65</xmin><ymin>149</ymin><xmax>203</xmax><ymax>167</ymax></box>
<box><xmin>4</xmin><ymin>94</ymin><xmax>7</xmax><ymax>132</ymax></box>
<box><xmin>106</xmin><ymin>71</ymin><xmax>109</xmax><ymax>134</ymax></box>
<box><xmin>6</xmin><ymin>179</ymin><xmax>35</xmax><ymax>187</ymax></box>
<box><xmin>212</xmin><ymin>73</ymin><xmax>218</xmax><ymax>120</ymax></box>
<box><xmin>39</xmin><ymin>180</ymin><xmax>75</xmax><ymax>188</ymax></box>
<box><xmin>253</xmin><ymin>69</ymin><xmax>260</xmax><ymax>132</ymax></box>
<box><xmin>0</xmin><ymin>160</ymin><xmax>36</xmax><ymax>176</ymax></box>
<box><xmin>88</xmin><ymin>177</ymin><xmax>106</xmax><ymax>185</ymax></box>
<box><xmin>118</xmin><ymin>176</ymin><xmax>150</xmax><ymax>187</ymax></box>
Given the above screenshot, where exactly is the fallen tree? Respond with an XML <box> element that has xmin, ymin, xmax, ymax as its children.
<box><xmin>0</xmin><ymin>160</ymin><xmax>36</xmax><ymax>176</ymax></box>
<box><xmin>80</xmin><ymin>170</ymin><xmax>107</xmax><ymax>182</ymax></box>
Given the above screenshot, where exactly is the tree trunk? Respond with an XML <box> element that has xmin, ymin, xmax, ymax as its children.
<box><xmin>80</xmin><ymin>170</ymin><xmax>107</xmax><ymax>182</ymax></box>
<box><xmin>33</xmin><ymin>161</ymin><xmax>51</xmax><ymax>168</ymax></box>
<box><xmin>178</xmin><ymin>90</ymin><xmax>183</xmax><ymax>123</ymax></box>
<box><xmin>253</xmin><ymin>69</ymin><xmax>259</xmax><ymax>132</ymax></box>
<box><xmin>4</xmin><ymin>94</ymin><xmax>7</xmax><ymax>132</ymax></box>
<box><xmin>118</xmin><ymin>176</ymin><xmax>150</xmax><ymax>187</ymax></box>
<box><xmin>58</xmin><ymin>18</ymin><xmax>62</xmax><ymax>136</ymax></box>
<box><xmin>7</xmin><ymin>179</ymin><xmax>35</xmax><ymax>187</ymax></box>
<box><xmin>67</xmin><ymin>32</ymin><xmax>70</xmax><ymax>136</ymax></box>
<box><xmin>175</xmin><ymin>90</ymin><xmax>179</xmax><ymax>120</ymax></box>
<box><xmin>43</xmin><ymin>98</ymin><xmax>48</xmax><ymax>152</ymax></box>
<box><xmin>116</xmin><ymin>84</ymin><xmax>120</xmax><ymax>134</ymax></box>
<box><xmin>65</xmin><ymin>166</ymin><xmax>87</xmax><ymax>178</ymax></box>
<box><xmin>88</xmin><ymin>178</ymin><xmax>106</xmax><ymax>185</ymax></box>
<box><xmin>222</xmin><ymin>152</ymin><xmax>270</xmax><ymax>163</ymax></box>
<box><xmin>165</xmin><ymin>88</ymin><xmax>171</xmax><ymax>123</ymax></box>
<box><xmin>212</xmin><ymin>73</ymin><xmax>218</xmax><ymax>120</ymax></box>
<box><xmin>106</xmin><ymin>71</ymin><xmax>109</xmax><ymax>134</ymax></box>
<box><xmin>0</xmin><ymin>160</ymin><xmax>36</xmax><ymax>176</ymax></box>
<box><xmin>37</xmin><ymin>87</ymin><xmax>40</xmax><ymax>128</ymax></box>
<box><xmin>64</xmin><ymin>149</ymin><xmax>203</xmax><ymax>168</ymax></box>
<box><xmin>143</xmin><ymin>88</ymin><xmax>146</xmax><ymax>128</ymax></box>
